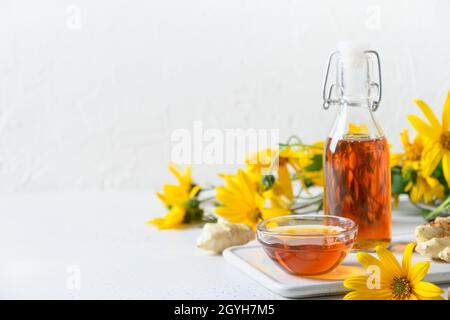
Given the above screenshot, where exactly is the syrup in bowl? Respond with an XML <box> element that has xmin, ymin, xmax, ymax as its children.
<box><xmin>256</xmin><ymin>215</ymin><xmax>357</xmax><ymax>276</ymax></box>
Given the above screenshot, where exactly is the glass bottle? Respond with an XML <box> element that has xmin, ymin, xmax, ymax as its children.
<box><xmin>322</xmin><ymin>42</ymin><xmax>391</xmax><ymax>250</ymax></box>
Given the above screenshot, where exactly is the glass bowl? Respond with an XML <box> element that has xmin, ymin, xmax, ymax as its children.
<box><xmin>256</xmin><ymin>214</ymin><xmax>358</xmax><ymax>276</ymax></box>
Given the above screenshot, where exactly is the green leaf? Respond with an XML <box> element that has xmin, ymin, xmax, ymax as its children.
<box><xmin>304</xmin><ymin>154</ymin><xmax>323</xmax><ymax>172</ymax></box>
<box><xmin>185</xmin><ymin>198</ymin><xmax>200</xmax><ymax>209</ymax></box>
<box><xmin>183</xmin><ymin>207</ymin><xmax>204</xmax><ymax>223</ymax></box>
<box><xmin>391</xmin><ymin>166</ymin><xmax>407</xmax><ymax>195</ymax></box>
<box><xmin>183</xmin><ymin>198</ymin><xmax>204</xmax><ymax>223</ymax></box>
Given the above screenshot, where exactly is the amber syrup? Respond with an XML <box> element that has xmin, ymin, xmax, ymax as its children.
<box><xmin>260</xmin><ymin>225</ymin><xmax>353</xmax><ymax>276</ymax></box>
<box><xmin>324</xmin><ymin>135</ymin><xmax>391</xmax><ymax>250</ymax></box>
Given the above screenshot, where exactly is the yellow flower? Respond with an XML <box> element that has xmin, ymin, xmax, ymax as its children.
<box><xmin>407</xmin><ymin>91</ymin><xmax>450</xmax><ymax>185</ymax></box>
<box><xmin>246</xmin><ymin>148</ymin><xmax>294</xmax><ymax>201</ymax></box>
<box><xmin>390</xmin><ymin>130</ymin><xmax>444</xmax><ymax>204</ymax></box>
<box><xmin>150</xmin><ymin>205</ymin><xmax>184</xmax><ymax>230</ymax></box>
<box><xmin>215</xmin><ymin>169</ymin><xmax>289</xmax><ymax>229</ymax></box>
<box><xmin>405</xmin><ymin>173</ymin><xmax>444</xmax><ymax>204</ymax></box>
<box><xmin>148</xmin><ymin>164</ymin><xmax>201</xmax><ymax>229</ymax></box>
<box><xmin>278</xmin><ymin>142</ymin><xmax>324</xmax><ymax>189</ymax></box>
<box><xmin>343</xmin><ymin>243</ymin><xmax>444</xmax><ymax>300</ymax></box>
<box><xmin>245</xmin><ymin>148</ymin><xmax>273</xmax><ymax>181</ymax></box>
<box><xmin>391</xmin><ymin>129</ymin><xmax>425</xmax><ymax>167</ymax></box>
<box><xmin>400</xmin><ymin>129</ymin><xmax>425</xmax><ymax>162</ymax></box>
<box><xmin>245</xmin><ymin>142</ymin><xmax>325</xmax><ymax>203</ymax></box>
<box><xmin>149</xmin><ymin>186</ymin><xmax>200</xmax><ymax>229</ymax></box>
<box><xmin>298</xmin><ymin>141</ymin><xmax>325</xmax><ymax>187</ymax></box>
<box><xmin>156</xmin><ymin>164</ymin><xmax>193</xmax><ymax>208</ymax></box>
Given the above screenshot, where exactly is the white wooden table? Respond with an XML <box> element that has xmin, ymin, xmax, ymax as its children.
<box><xmin>1</xmin><ymin>192</ymin><xmax>448</xmax><ymax>299</ymax></box>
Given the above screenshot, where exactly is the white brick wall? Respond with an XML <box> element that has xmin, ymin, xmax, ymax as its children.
<box><xmin>0</xmin><ymin>0</ymin><xmax>448</xmax><ymax>191</ymax></box>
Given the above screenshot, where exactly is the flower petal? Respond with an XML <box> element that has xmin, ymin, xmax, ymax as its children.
<box><xmin>424</xmin><ymin>175</ymin><xmax>439</xmax><ymax>188</ymax></box>
<box><xmin>343</xmin><ymin>275</ymin><xmax>369</xmax><ymax>290</ymax></box>
<box><xmin>409</xmin><ymin>261</ymin><xmax>430</xmax><ymax>284</ymax></box>
<box><xmin>404</xmin><ymin>181</ymin><xmax>413</xmax><ymax>192</ymax></box>
<box><xmin>343</xmin><ymin>291</ymin><xmax>365</xmax><ymax>300</ymax></box>
<box><xmin>148</xmin><ymin>206</ymin><xmax>186</xmax><ymax>229</ymax></box>
<box><xmin>237</xmin><ymin>169</ymin><xmax>256</xmax><ymax>201</ymax></box>
<box><xmin>413</xmin><ymin>292</ymin><xmax>445</xmax><ymax>300</ymax></box>
<box><xmin>356</xmin><ymin>251</ymin><xmax>395</xmax><ymax>281</ymax></box>
<box><xmin>414</xmin><ymin>99</ymin><xmax>441</xmax><ymax>131</ymax></box>
<box><xmin>233</xmin><ymin>170</ymin><xmax>257</xmax><ymax>208</ymax></box>
<box><xmin>356</xmin><ymin>252</ymin><xmax>383</xmax><ymax>270</ymax></box>
<box><xmin>168</xmin><ymin>163</ymin><xmax>185</xmax><ymax>185</ymax></box>
<box><xmin>261</xmin><ymin>207</ymin><xmax>289</xmax><ymax>220</ymax></box>
<box><xmin>156</xmin><ymin>191</ymin><xmax>166</xmax><ymax>203</ymax></box>
<box><xmin>409</xmin><ymin>182</ymin><xmax>423</xmax><ymax>203</ymax></box>
<box><xmin>413</xmin><ymin>281</ymin><xmax>444</xmax><ymax>298</ymax></box>
<box><xmin>421</xmin><ymin>142</ymin><xmax>443</xmax><ymax>176</ymax></box>
<box><xmin>402</xmin><ymin>243</ymin><xmax>415</xmax><ymax>277</ymax></box>
<box><xmin>343</xmin><ymin>289</ymin><xmax>392</xmax><ymax>300</ymax></box>
<box><xmin>376</xmin><ymin>246</ymin><xmax>402</xmax><ymax>277</ymax></box>
<box><xmin>278</xmin><ymin>163</ymin><xmax>294</xmax><ymax>200</ymax></box>
<box><xmin>407</xmin><ymin>115</ymin><xmax>440</xmax><ymax>140</ymax></box>
<box><xmin>441</xmin><ymin>90</ymin><xmax>450</xmax><ymax>131</ymax></box>
<box><xmin>400</xmin><ymin>129</ymin><xmax>411</xmax><ymax>150</ymax></box>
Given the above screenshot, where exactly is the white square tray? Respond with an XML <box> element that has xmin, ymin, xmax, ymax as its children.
<box><xmin>223</xmin><ymin>243</ymin><xmax>450</xmax><ymax>298</ymax></box>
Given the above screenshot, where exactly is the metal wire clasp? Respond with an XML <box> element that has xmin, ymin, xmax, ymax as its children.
<box><xmin>322</xmin><ymin>50</ymin><xmax>382</xmax><ymax>111</ymax></box>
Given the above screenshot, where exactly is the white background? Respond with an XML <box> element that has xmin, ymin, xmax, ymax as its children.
<box><xmin>0</xmin><ymin>0</ymin><xmax>449</xmax><ymax>192</ymax></box>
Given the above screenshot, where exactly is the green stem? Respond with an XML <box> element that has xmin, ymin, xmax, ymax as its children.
<box><xmin>425</xmin><ymin>196</ymin><xmax>450</xmax><ymax>220</ymax></box>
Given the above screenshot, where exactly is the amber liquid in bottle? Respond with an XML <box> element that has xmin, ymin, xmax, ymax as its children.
<box><xmin>324</xmin><ymin>135</ymin><xmax>391</xmax><ymax>250</ymax></box>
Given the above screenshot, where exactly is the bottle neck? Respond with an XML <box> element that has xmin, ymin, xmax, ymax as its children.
<box><xmin>337</xmin><ymin>58</ymin><xmax>371</xmax><ymax>106</ymax></box>
<box><xmin>332</xmin><ymin>56</ymin><xmax>383</xmax><ymax>139</ymax></box>
<box><xmin>332</xmin><ymin>100</ymin><xmax>383</xmax><ymax>140</ymax></box>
